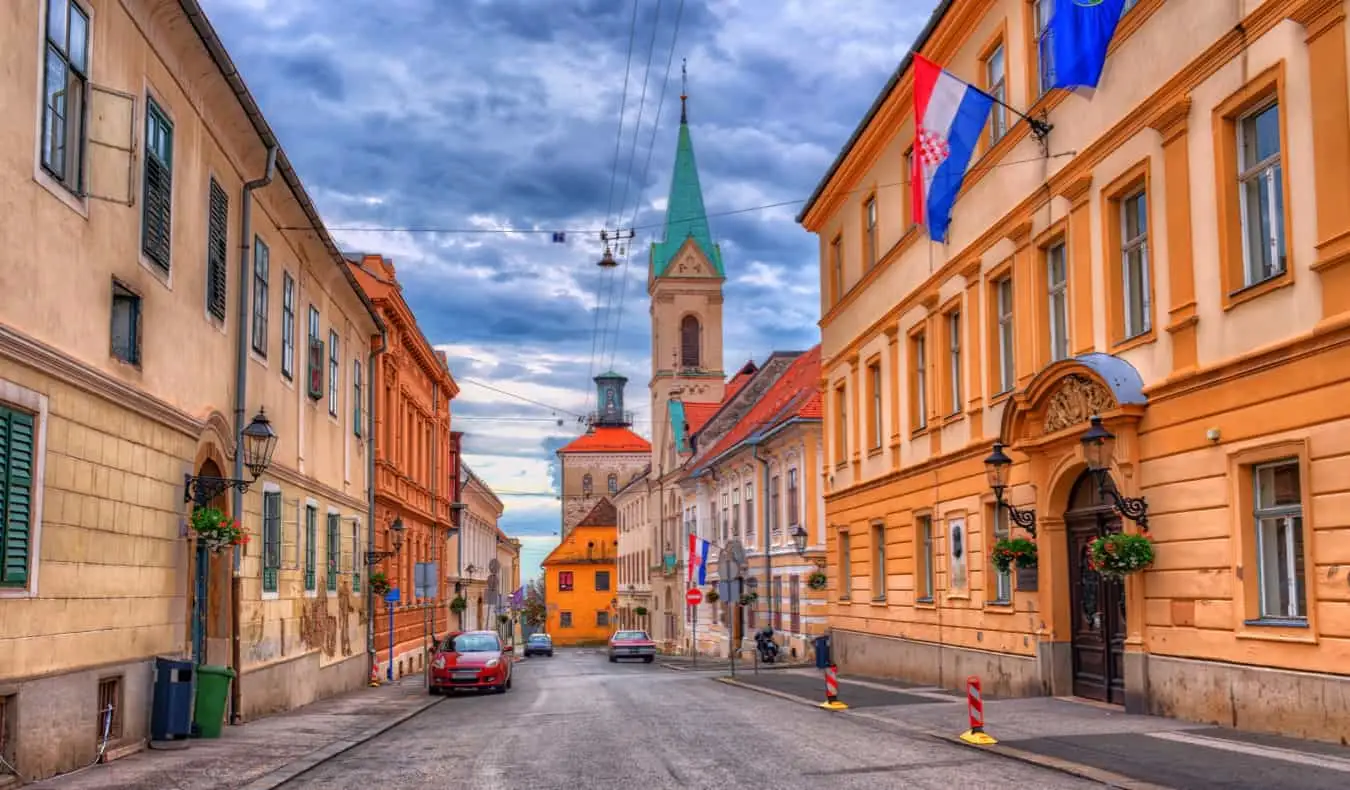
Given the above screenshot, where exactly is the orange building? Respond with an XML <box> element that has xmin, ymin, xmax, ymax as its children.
<box><xmin>542</xmin><ymin>499</ymin><xmax>619</xmax><ymax>645</ymax></box>
<box><xmin>347</xmin><ymin>254</ymin><xmax>459</xmax><ymax>681</ymax></box>
<box><xmin>799</xmin><ymin>0</ymin><xmax>1350</xmax><ymax>744</ymax></box>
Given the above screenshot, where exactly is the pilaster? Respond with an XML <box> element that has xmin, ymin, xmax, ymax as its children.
<box><xmin>1149</xmin><ymin>96</ymin><xmax>1199</xmax><ymax>374</ymax></box>
<box><xmin>1058</xmin><ymin>175</ymin><xmax>1095</xmax><ymax>356</ymax></box>
<box><xmin>1007</xmin><ymin>220</ymin><xmax>1036</xmax><ymax>388</ymax></box>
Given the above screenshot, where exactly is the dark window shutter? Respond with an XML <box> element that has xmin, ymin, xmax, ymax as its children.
<box><xmin>142</xmin><ymin>154</ymin><xmax>172</xmax><ymax>270</ymax></box>
<box><xmin>308</xmin><ymin>338</ymin><xmax>325</xmax><ymax>400</ymax></box>
<box><xmin>680</xmin><ymin>315</ymin><xmax>700</xmax><ymax>368</ymax></box>
<box><xmin>0</xmin><ymin>407</ymin><xmax>36</xmax><ymax>587</ymax></box>
<box><xmin>207</xmin><ymin>180</ymin><xmax>229</xmax><ymax>320</ymax></box>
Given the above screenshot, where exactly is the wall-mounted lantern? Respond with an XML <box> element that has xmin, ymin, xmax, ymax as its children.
<box><xmin>184</xmin><ymin>408</ymin><xmax>279</xmax><ymax>507</ymax></box>
<box><xmin>1080</xmin><ymin>415</ymin><xmax>1150</xmax><ymax>529</ymax></box>
<box><xmin>983</xmin><ymin>442</ymin><xmax>1038</xmax><ymax>537</ymax></box>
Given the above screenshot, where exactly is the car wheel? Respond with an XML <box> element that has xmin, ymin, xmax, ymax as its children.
<box><xmin>643</xmin><ymin>656</ymin><xmax>654</xmax><ymax>663</ymax></box>
<box><xmin>428</xmin><ymin>686</ymin><xmax>440</xmax><ymax>696</ymax></box>
<box><xmin>608</xmin><ymin>656</ymin><xmax>617</xmax><ymax>663</ymax></box>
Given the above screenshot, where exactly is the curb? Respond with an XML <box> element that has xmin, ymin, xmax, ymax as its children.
<box><xmin>716</xmin><ymin>676</ymin><xmax>1176</xmax><ymax>790</ymax></box>
<box><xmin>237</xmin><ymin>694</ymin><xmax>445</xmax><ymax>790</ymax></box>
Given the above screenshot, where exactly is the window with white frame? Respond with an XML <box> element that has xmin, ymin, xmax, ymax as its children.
<box><xmin>281</xmin><ymin>273</ymin><xmax>295</xmax><ymax>379</ymax></box>
<box><xmin>1253</xmin><ymin>460</ymin><xmax>1305</xmax><ymax>620</ymax></box>
<box><xmin>1238</xmin><ymin>101</ymin><xmax>1286</xmax><ymax>287</ymax></box>
<box><xmin>947</xmin><ymin>311</ymin><xmax>961</xmax><ymax>413</ymax></box>
<box><xmin>744</xmin><ymin>483</ymin><xmax>754</xmax><ymax>545</ymax></box>
<box><xmin>787</xmin><ymin>468</ymin><xmax>800</xmax><ymax>527</ymax></box>
<box><xmin>913</xmin><ymin>333</ymin><xmax>927</xmax><ymax>430</ymax></box>
<box><xmin>40</xmin><ymin>0</ymin><xmax>90</xmax><ymax>193</ymax></box>
<box><xmin>986</xmin><ymin>43</ymin><xmax>1007</xmax><ymax>143</ymax></box>
<box><xmin>864</xmin><ymin>197</ymin><xmax>878</xmax><ymax>269</ymax></box>
<box><xmin>1047</xmin><ymin>242</ymin><xmax>1069</xmax><ymax>361</ymax></box>
<box><xmin>1121</xmin><ymin>190</ymin><xmax>1151</xmax><ymax>338</ymax></box>
<box><xmin>869</xmin><ymin>361</ymin><xmax>883</xmax><ymax>449</ymax></box>
<box><xmin>1034</xmin><ymin>0</ymin><xmax>1055</xmax><ymax>97</ymax></box>
<box><xmin>252</xmin><ymin>237</ymin><xmax>269</xmax><ymax>357</ymax></box>
<box><xmin>731</xmin><ymin>488</ymin><xmax>740</xmax><ymax>537</ymax></box>
<box><xmin>917</xmin><ymin>515</ymin><xmax>935</xmax><ymax>602</ymax></box>
<box><xmin>996</xmin><ymin>277</ymin><xmax>1014</xmax><ymax>393</ymax></box>
<box><xmin>328</xmin><ymin>330</ymin><xmax>339</xmax><ymax>416</ymax></box>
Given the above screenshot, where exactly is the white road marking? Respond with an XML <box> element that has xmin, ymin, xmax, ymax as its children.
<box><xmin>1145</xmin><ymin>730</ymin><xmax>1350</xmax><ymax>773</ymax></box>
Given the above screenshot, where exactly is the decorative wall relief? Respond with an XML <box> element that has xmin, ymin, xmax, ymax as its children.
<box><xmin>1042</xmin><ymin>375</ymin><xmax>1117</xmax><ymax>434</ymax></box>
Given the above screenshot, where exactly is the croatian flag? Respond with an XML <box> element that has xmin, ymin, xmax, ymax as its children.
<box><xmin>911</xmin><ymin>54</ymin><xmax>994</xmax><ymax>244</ymax></box>
<box><xmin>687</xmin><ymin>534</ymin><xmax>711</xmax><ymax>585</ymax></box>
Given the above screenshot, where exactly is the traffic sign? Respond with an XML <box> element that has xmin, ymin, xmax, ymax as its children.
<box><xmin>685</xmin><ymin>588</ymin><xmax>703</xmax><ymax>606</ymax></box>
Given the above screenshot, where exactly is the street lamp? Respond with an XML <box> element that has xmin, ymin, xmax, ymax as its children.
<box><xmin>184</xmin><ymin>408</ymin><xmax>279</xmax><ymax>506</ymax></box>
<box><xmin>1080</xmin><ymin>415</ymin><xmax>1150</xmax><ymax>529</ymax></box>
<box><xmin>365</xmin><ymin>517</ymin><xmax>406</xmax><ymax>565</ymax></box>
<box><xmin>983</xmin><ymin>442</ymin><xmax>1038</xmax><ymax>536</ymax></box>
<box><xmin>790</xmin><ymin>525</ymin><xmax>809</xmax><ymax>555</ymax></box>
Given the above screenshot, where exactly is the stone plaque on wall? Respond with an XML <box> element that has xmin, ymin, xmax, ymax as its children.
<box><xmin>1015</xmin><ymin>565</ymin><xmax>1038</xmax><ymax>592</ymax></box>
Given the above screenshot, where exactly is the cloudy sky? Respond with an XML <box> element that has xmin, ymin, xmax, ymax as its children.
<box><xmin>204</xmin><ymin>0</ymin><xmax>934</xmax><ymax>581</ymax></box>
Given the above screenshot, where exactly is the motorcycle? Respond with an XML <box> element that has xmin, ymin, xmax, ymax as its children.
<box><xmin>754</xmin><ymin>627</ymin><xmax>780</xmax><ymax>664</ymax></box>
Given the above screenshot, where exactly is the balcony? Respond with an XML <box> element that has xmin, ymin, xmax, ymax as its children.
<box><xmin>586</xmin><ymin>410</ymin><xmax>634</xmax><ymax>428</ymax></box>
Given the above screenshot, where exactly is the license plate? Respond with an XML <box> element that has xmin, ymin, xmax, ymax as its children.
<box><xmin>625</xmin><ymin>647</ymin><xmax>637</xmax><ymax>654</ymax></box>
<box><xmin>453</xmin><ymin>671</ymin><xmax>478</xmax><ymax>680</ymax></box>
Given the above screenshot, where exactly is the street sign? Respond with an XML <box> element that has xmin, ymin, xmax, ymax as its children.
<box><xmin>384</xmin><ymin>588</ymin><xmax>400</xmax><ymax>603</ymax></box>
<box><xmin>685</xmin><ymin>588</ymin><xmax>703</xmax><ymax>606</ymax></box>
<box><xmin>414</xmin><ymin>562</ymin><xmax>439</xmax><ymax>599</ymax></box>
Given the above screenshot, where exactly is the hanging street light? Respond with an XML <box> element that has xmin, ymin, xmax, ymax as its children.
<box><xmin>790</xmin><ymin>525</ymin><xmax>809</xmax><ymax>555</ymax></box>
<box><xmin>1080</xmin><ymin>415</ymin><xmax>1150</xmax><ymax>529</ymax></box>
<box><xmin>365</xmin><ymin>516</ymin><xmax>407</xmax><ymax>565</ymax></box>
<box><xmin>184</xmin><ymin>408</ymin><xmax>280</xmax><ymax>507</ymax></box>
<box><xmin>982</xmin><ymin>441</ymin><xmax>1037</xmax><ymax>536</ymax></box>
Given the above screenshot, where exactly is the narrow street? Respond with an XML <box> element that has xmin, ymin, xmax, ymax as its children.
<box><xmin>277</xmin><ymin>651</ymin><xmax>1092</xmax><ymax>789</ymax></box>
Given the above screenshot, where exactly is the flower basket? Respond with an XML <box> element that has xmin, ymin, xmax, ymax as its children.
<box><xmin>738</xmin><ymin>592</ymin><xmax>758</xmax><ymax>606</ymax></box>
<box><xmin>450</xmin><ymin>595</ymin><xmax>468</xmax><ymax>614</ymax></box>
<box><xmin>990</xmin><ymin>538</ymin><xmax>1038</xmax><ymax>574</ymax></box>
<box><xmin>1088</xmin><ymin>532</ymin><xmax>1155</xmax><ymax>579</ymax></box>
<box><xmin>705</xmin><ymin>589</ymin><xmax>720</xmax><ymax>603</ymax></box>
<box><xmin>807</xmin><ymin>570</ymin><xmax>828</xmax><ymax>591</ymax></box>
<box><xmin>369</xmin><ymin>571</ymin><xmax>391</xmax><ymax>597</ymax></box>
<box><xmin>190</xmin><ymin>507</ymin><xmax>248</xmax><ymax>553</ymax></box>
<box><xmin>634</xmin><ymin>606</ymin><xmax>649</xmax><ymax>617</ymax></box>
<box><xmin>497</xmin><ymin>614</ymin><xmax>510</xmax><ymax>625</ymax></box>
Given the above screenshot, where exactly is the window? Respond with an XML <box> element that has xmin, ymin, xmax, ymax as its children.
<box><xmin>1253</xmin><ymin>460</ymin><xmax>1305</xmax><ymax>620</ymax></box>
<box><xmin>680</xmin><ymin>315</ymin><xmax>701</xmax><ymax>368</ymax></box>
<box><xmin>1034</xmin><ymin>0</ymin><xmax>1055</xmax><ymax>97</ymax></box>
<box><xmin>834</xmin><ymin>383</ymin><xmax>848</xmax><ymax>462</ymax></box>
<box><xmin>1121</xmin><ymin>191</ymin><xmax>1151</xmax><ymax>338</ymax></box>
<box><xmin>110</xmin><ymin>281</ymin><xmax>141</xmax><ymax>365</ymax></box>
<box><xmin>351</xmin><ymin>521</ymin><xmax>360</xmax><ymax>591</ymax></box>
<box><xmin>353</xmin><ymin>359</ymin><xmax>363</xmax><ymax>437</ymax></box>
<box><xmin>787</xmin><ymin>468</ymin><xmax>800</xmax><ymax>527</ymax></box>
<box><xmin>911</xmin><ymin>331</ymin><xmax>927</xmax><ymax>431</ymax></box>
<box><xmin>769</xmin><ymin>475</ymin><xmax>781</xmax><ymax>540</ymax></box>
<box><xmin>986</xmin><ymin>43</ymin><xmax>1007</xmax><ymax>143</ymax></box>
<box><xmin>97</xmin><ymin>676</ymin><xmax>123</xmax><ymax>740</ymax></box>
<box><xmin>838</xmin><ymin>529</ymin><xmax>851</xmax><ymax>600</ymax></box>
<box><xmin>304</xmin><ymin>504</ymin><xmax>316</xmax><ymax>591</ymax></box>
<box><xmin>731</xmin><ymin>488</ymin><xmax>741</xmax><ymax>537</ymax></box>
<box><xmin>864</xmin><ymin>196</ymin><xmax>878</xmax><ymax>269</ymax></box>
<box><xmin>141</xmin><ymin>98</ymin><xmax>173</xmax><ymax>271</ymax></box>
<box><xmin>41</xmin><ymin>0</ymin><xmax>90</xmax><ymax>193</ymax></box>
<box><xmin>281</xmin><ymin>275</ymin><xmax>295</xmax><ymax>380</ymax></box>
<box><xmin>597</xmin><ymin>611</ymin><xmax>609</xmax><ymax>626</ymax></box>
<box><xmin>560</xmin><ymin>611</ymin><xmax>573</xmax><ymax>628</ymax></box>
<box><xmin>917</xmin><ymin>515</ymin><xmax>934</xmax><ymax>602</ymax></box>
<box><xmin>251</xmin><ymin>237</ymin><xmax>269</xmax><ymax>357</ymax></box>
<box><xmin>1047</xmin><ymin>242</ymin><xmax>1069</xmax><ymax>362</ymax></box>
<box><xmin>595</xmin><ymin>570</ymin><xmax>611</xmax><ymax>592</ymax></box>
<box><xmin>262</xmin><ymin>491</ymin><xmax>281</xmax><ymax>593</ymax></box>
<box><xmin>867</xmin><ymin>360</ymin><xmax>883</xmax><ymax>450</ymax></box>
<box><xmin>995</xmin><ymin>277</ymin><xmax>1014</xmax><ymax>393</ymax></box>
<box><xmin>721</xmin><ymin>492</ymin><xmax>729</xmax><ymax>542</ymax></box>
<box><xmin>946</xmin><ymin>311</ymin><xmax>962</xmax><ymax>414</ymax></box>
<box><xmin>1238</xmin><ymin>102</ymin><xmax>1285</xmax><ymax>287</ymax></box>
<box><xmin>772</xmin><ymin>576</ymin><xmax>783</xmax><ymax>630</ymax></box>
<box><xmin>558</xmin><ymin>571</ymin><xmax>574</xmax><ymax>592</ymax></box>
<box><xmin>871</xmin><ymin>522</ymin><xmax>886</xmax><ymax>600</ymax></box>
<box><xmin>744</xmin><ymin>483</ymin><xmax>755</xmax><ymax>545</ymax></box>
<box><xmin>206</xmin><ymin>180</ymin><xmax>229</xmax><ymax>321</ymax></box>
<box><xmin>0</xmin><ymin>406</ymin><xmax>36</xmax><ymax>588</ymax></box>
<box><xmin>582</xmin><ymin>474</ymin><xmax>593</xmax><ymax>496</ymax></box>
<box><xmin>328</xmin><ymin>331</ymin><xmax>339</xmax><ymax>417</ymax></box>
<box><xmin>830</xmin><ymin>235</ymin><xmax>844</xmax><ymax>303</ymax></box>
<box><xmin>307</xmin><ymin>306</ymin><xmax>323</xmax><ymax>400</ymax></box>
<box><xmin>326</xmin><ymin>513</ymin><xmax>340</xmax><ymax>591</ymax></box>
<box><xmin>608</xmin><ymin>473</ymin><xmax>618</xmax><ymax>495</ymax></box>
<box><xmin>991</xmin><ymin>505</ymin><xmax>1011</xmax><ymax>603</ymax></box>
<box><xmin>789</xmin><ymin>575</ymin><xmax>801</xmax><ymax>633</ymax></box>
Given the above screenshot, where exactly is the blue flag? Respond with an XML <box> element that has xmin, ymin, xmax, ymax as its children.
<box><xmin>1050</xmin><ymin>0</ymin><xmax>1128</xmax><ymax>91</ymax></box>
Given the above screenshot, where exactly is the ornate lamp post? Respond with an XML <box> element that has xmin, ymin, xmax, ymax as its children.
<box><xmin>365</xmin><ymin>517</ymin><xmax>407</xmax><ymax>565</ymax></box>
<box><xmin>983</xmin><ymin>442</ymin><xmax>1037</xmax><ymax>536</ymax></box>
<box><xmin>1080</xmin><ymin>416</ymin><xmax>1150</xmax><ymax>529</ymax></box>
<box><xmin>183</xmin><ymin>408</ymin><xmax>279</xmax><ymax>506</ymax></box>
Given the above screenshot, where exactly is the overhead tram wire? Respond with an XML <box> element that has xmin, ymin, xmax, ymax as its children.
<box><xmin>458</xmin><ymin>377</ymin><xmax>585</xmax><ymax>419</ymax></box>
<box><xmin>608</xmin><ymin>0</ymin><xmax>685</xmax><ymax>371</ymax></box>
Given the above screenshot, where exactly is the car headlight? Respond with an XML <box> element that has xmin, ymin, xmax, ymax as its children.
<box><xmin>485</xmin><ymin>659</ymin><xmax>500</xmax><ymax>668</ymax></box>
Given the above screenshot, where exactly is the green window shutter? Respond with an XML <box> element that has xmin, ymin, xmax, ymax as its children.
<box><xmin>262</xmin><ymin>491</ymin><xmax>281</xmax><ymax>593</ymax></box>
<box><xmin>141</xmin><ymin>100</ymin><xmax>173</xmax><ymax>271</ymax></box>
<box><xmin>0</xmin><ymin>407</ymin><xmax>36</xmax><ymax>587</ymax></box>
<box><xmin>326</xmin><ymin>514</ymin><xmax>339</xmax><ymax>591</ymax></box>
<box><xmin>206</xmin><ymin>179</ymin><xmax>229</xmax><ymax>320</ymax></box>
<box><xmin>304</xmin><ymin>506</ymin><xmax>316</xmax><ymax>591</ymax></box>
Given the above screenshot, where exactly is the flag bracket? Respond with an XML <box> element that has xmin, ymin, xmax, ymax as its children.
<box><xmin>976</xmin><ymin>85</ymin><xmax>1054</xmax><ymax>143</ymax></box>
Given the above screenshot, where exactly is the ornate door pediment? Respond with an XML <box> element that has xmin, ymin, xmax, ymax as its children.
<box><xmin>999</xmin><ymin>354</ymin><xmax>1148</xmax><ymax>447</ymax></box>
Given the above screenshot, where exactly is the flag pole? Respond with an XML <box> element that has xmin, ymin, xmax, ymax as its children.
<box><xmin>971</xmin><ymin>86</ymin><xmax>1053</xmax><ymax>141</ymax></box>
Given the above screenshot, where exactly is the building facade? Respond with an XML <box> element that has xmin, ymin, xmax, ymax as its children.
<box><xmin>494</xmin><ymin>535</ymin><xmax>522</xmax><ymax>644</ymax></box>
<box><xmin>0</xmin><ymin>0</ymin><xmax>380</xmax><ymax>779</ymax></box>
<box><xmin>453</xmin><ymin>464</ymin><xmax>505</xmax><ymax>632</ymax></box>
<box><xmin>542</xmin><ymin>500</ymin><xmax>619</xmax><ymax>646</ymax></box>
<box><xmin>557</xmin><ymin>373</ymin><xmax>650</xmax><ymax>536</ymax></box>
<box><xmin>615</xmin><ymin>470</ymin><xmax>654</xmax><ymax>633</ymax></box>
<box><xmin>799</xmin><ymin>0</ymin><xmax>1350</xmax><ymax>744</ymax></box>
<box><xmin>347</xmin><ymin>254</ymin><xmax>458</xmax><ymax>682</ymax></box>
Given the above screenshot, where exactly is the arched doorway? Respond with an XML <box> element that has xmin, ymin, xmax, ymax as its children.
<box><xmin>1065</xmin><ymin>470</ymin><xmax>1126</xmax><ymax>705</ymax></box>
<box><xmin>191</xmin><ymin>458</ymin><xmax>232</xmax><ymax>666</ymax></box>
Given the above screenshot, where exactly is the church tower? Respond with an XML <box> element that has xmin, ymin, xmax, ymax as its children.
<box><xmin>648</xmin><ymin>71</ymin><xmax>725</xmax><ymax>466</ymax></box>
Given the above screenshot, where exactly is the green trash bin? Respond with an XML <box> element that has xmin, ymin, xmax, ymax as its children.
<box><xmin>192</xmin><ymin>665</ymin><xmax>235</xmax><ymax>739</ymax></box>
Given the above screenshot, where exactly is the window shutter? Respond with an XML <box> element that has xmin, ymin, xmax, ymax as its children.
<box><xmin>307</xmin><ymin>338</ymin><xmax>324</xmax><ymax>400</ymax></box>
<box><xmin>262</xmin><ymin>491</ymin><xmax>281</xmax><ymax>593</ymax></box>
<box><xmin>327</xmin><ymin>513</ymin><xmax>339</xmax><ymax>591</ymax></box>
<box><xmin>206</xmin><ymin>180</ymin><xmax>229</xmax><ymax>320</ymax></box>
<box><xmin>0</xmin><ymin>407</ymin><xmax>35</xmax><ymax>586</ymax></box>
<box><xmin>142</xmin><ymin>153</ymin><xmax>172</xmax><ymax>270</ymax></box>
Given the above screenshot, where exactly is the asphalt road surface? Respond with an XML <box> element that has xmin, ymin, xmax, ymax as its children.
<box><xmin>278</xmin><ymin>649</ymin><xmax>1097</xmax><ymax>790</ymax></box>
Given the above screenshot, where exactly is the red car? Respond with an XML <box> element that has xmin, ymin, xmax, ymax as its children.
<box><xmin>429</xmin><ymin>630</ymin><xmax>513</xmax><ymax>694</ymax></box>
<box><xmin>608</xmin><ymin>629</ymin><xmax>656</xmax><ymax>663</ymax></box>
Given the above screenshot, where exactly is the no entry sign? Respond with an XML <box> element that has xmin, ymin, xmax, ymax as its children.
<box><xmin>685</xmin><ymin>588</ymin><xmax>703</xmax><ymax>606</ymax></box>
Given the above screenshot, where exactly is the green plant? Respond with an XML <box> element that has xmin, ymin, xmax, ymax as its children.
<box><xmin>1088</xmin><ymin>532</ymin><xmax>1155</xmax><ymax>579</ymax></box>
<box><xmin>368</xmin><ymin>571</ymin><xmax>391</xmax><ymax>596</ymax></box>
<box><xmin>450</xmin><ymin>595</ymin><xmax>468</xmax><ymax>614</ymax></box>
<box><xmin>990</xmin><ymin>538</ymin><xmax>1038</xmax><ymax>574</ymax></box>
<box><xmin>738</xmin><ymin>591</ymin><xmax>758</xmax><ymax>606</ymax></box>
<box><xmin>705</xmin><ymin>589</ymin><xmax>720</xmax><ymax>603</ymax></box>
<box><xmin>190</xmin><ymin>507</ymin><xmax>248</xmax><ymax>553</ymax></box>
<box><xmin>807</xmin><ymin>570</ymin><xmax>827</xmax><ymax>590</ymax></box>
<box><xmin>634</xmin><ymin>606</ymin><xmax>649</xmax><ymax>617</ymax></box>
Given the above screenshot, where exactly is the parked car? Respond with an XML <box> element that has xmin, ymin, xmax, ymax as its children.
<box><xmin>608</xmin><ymin>629</ymin><xmax>656</xmax><ymax>663</ymax></box>
<box><xmin>429</xmin><ymin>631</ymin><xmax>512</xmax><ymax>694</ymax></box>
<box><xmin>524</xmin><ymin>633</ymin><xmax>554</xmax><ymax>657</ymax></box>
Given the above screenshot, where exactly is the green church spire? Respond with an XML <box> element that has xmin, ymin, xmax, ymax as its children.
<box><xmin>651</xmin><ymin>63</ymin><xmax>723</xmax><ymax>278</ymax></box>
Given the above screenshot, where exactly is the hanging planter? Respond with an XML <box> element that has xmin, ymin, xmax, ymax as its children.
<box><xmin>497</xmin><ymin>614</ymin><xmax>510</xmax><ymax>625</ymax></box>
<box><xmin>369</xmin><ymin>571</ymin><xmax>391</xmax><ymax>597</ymax></box>
<box><xmin>450</xmin><ymin>595</ymin><xmax>468</xmax><ymax>614</ymax></box>
<box><xmin>1088</xmin><ymin>532</ymin><xmax>1155</xmax><ymax>580</ymax></box>
<box><xmin>634</xmin><ymin>606</ymin><xmax>649</xmax><ymax>617</ymax></box>
<box><xmin>738</xmin><ymin>591</ymin><xmax>758</xmax><ymax>606</ymax></box>
<box><xmin>807</xmin><ymin>570</ymin><xmax>828</xmax><ymax>591</ymax></box>
<box><xmin>990</xmin><ymin>538</ymin><xmax>1038</xmax><ymax>574</ymax></box>
<box><xmin>705</xmin><ymin>589</ymin><xmax>720</xmax><ymax>603</ymax></box>
<box><xmin>190</xmin><ymin>507</ymin><xmax>248</xmax><ymax>553</ymax></box>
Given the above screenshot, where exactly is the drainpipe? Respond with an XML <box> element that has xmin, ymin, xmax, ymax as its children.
<box><xmin>230</xmin><ymin>144</ymin><xmax>277</xmax><ymax>725</ymax></box>
<box><xmin>752</xmin><ymin>441</ymin><xmax>770</xmax><ymax>631</ymax></box>
<box><xmin>366</xmin><ymin>328</ymin><xmax>386</xmax><ymax>683</ymax></box>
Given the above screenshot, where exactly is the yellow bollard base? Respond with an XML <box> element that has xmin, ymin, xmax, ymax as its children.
<box><xmin>959</xmin><ymin>729</ymin><xmax>998</xmax><ymax>745</ymax></box>
<box><xmin>819</xmin><ymin>700</ymin><xmax>850</xmax><ymax>711</ymax></box>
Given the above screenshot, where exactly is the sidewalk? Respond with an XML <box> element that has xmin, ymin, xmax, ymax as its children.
<box><xmin>657</xmin><ymin>654</ymin><xmax>807</xmax><ymax>672</ymax></box>
<box><xmin>34</xmin><ymin>677</ymin><xmax>440</xmax><ymax>790</ymax></box>
<box><xmin>719</xmin><ymin>668</ymin><xmax>1350</xmax><ymax>790</ymax></box>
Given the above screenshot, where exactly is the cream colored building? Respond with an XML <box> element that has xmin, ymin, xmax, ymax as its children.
<box><xmin>451</xmin><ymin>464</ymin><xmax>504</xmax><ymax>632</ymax></box>
<box><xmin>0</xmin><ymin>0</ymin><xmax>380</xmax><ymax>780</ymax></box>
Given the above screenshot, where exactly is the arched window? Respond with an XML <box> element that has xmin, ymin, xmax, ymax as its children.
<box><xmin>582</xmin><ymin>473</ymin><xmax>593</xmax><ymax>496</ymax></box>
<box><xmin>680</xmin><ymin>315</ymin><xmax>701</xmax><ymax>368</ymax></box>
<box><xmin>608</xmin><ymin>473</ymin><xmax>619</xmax><ymax>494</ymax></box>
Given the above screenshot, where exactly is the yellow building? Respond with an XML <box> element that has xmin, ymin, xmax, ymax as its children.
<box><xmin>0</xmin><ymin>0</ymin><xmax>380</xmax><ymax>779</ymax></box>
<box><xmin>800</xmin><ymin>0</ymin><xmax>1350</xmax><ymax>743</ymax></box>
<box><xmin>542</xmin><ymin>499</ymin><xmax>619</xmax><ymax>646</ymax></box>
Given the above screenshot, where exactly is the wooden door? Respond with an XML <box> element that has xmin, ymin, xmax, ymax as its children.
<box><xmin>1065</xmin><ymin>472</ymin><xmax>1127</xmax><ymax>705</ymax></box>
